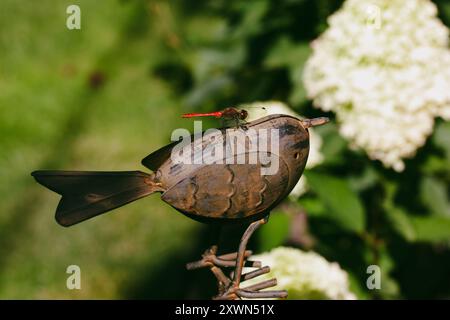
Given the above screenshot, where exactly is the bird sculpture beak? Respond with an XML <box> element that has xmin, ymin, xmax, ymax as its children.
<box><xmin>300</xmin><ymin>117</ymin><xmax>329</xmax><ymax>128</ymax></box>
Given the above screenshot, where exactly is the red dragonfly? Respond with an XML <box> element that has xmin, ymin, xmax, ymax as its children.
<box><xmin>182</xmin><ymin>107</ymin><xmax>248</xmax><ymax>121</ymax></box>
<box><xmin>182</xmin><ymin>105</ymin><xmax>328</xmax><ymax>129</ymax></box>
<box><xmin>182</xmin><ymin>106</ymin><xmax>265</xmax><ymax>128</ymax></box>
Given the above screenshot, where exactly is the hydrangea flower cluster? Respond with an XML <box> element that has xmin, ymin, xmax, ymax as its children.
<box><xmin>243</xmin><ymin>247</ymin><xmax>356</xmax><ymax>300</ymax></box>
<box><xmin>303</xmin><ymin>0</ymin><xmax>450</xmax><ymax>171</ymax></box>
<box><xmin>244</xmin><ymin>101</ymin><xmax>323</xmax><ymax>197</ymax></box>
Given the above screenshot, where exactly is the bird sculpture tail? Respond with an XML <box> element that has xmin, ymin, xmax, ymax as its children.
<box><xmin>31</xmin><ymin>170</ymin><xmax>164</xmax><ymax>227</ymax></box>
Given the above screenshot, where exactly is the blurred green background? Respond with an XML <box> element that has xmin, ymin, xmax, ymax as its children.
<box><xmin>1</xmin><ymin>0</ymin><xmax>450</xmax><ymax>299</ymax></box>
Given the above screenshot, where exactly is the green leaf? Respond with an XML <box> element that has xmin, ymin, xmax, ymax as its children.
<box><xmin>305</xmin><ymin>171</ymin><xmax>366</xmax><ymax>233</ymax></box>
<box><xmin>383</xmin><ymin>181</ymin><xmax>450</xmax><ymax>243</ymax></box>
<box><xmin>232</xmin><ymin>1</ymin><xmax>269</xmax><ymax>39</ymax></box>
<box><xmin>347</xmin><ymin>272</ymin><xmax>370</xmax><ymax>300</ymax></box>
<box><xmin>264</xmin><ymin>37</ymin><xmax>310</xmax><ymax>68</ymax></box>
<box><xmin>185</xmin><ymin>16</ymin><xmax>228</xmax><ymax>45</ymax></box>
<box><xmin>263</xmin><ymin>37</ymin><xmax>311</xmax><ymax>105</ymax></box>
<box><xmin>184</xmin><ymin>75</ymin><xmax>233</xmax><ymax>108</ymax></box>
<box><xmin>348</xmin><ymin>166</ymin><xmax>378</xmax><ymax>192</ymax></box>
<box><xmin>314</xmin><ymin>123</ymin><xmax>347</xmax><ymax>165</ymax></box>
<box><xmin>422</xmin><ymin>154</ymin><xmax>450</xmax><ymax>174</ymax></box>
<box><xmin>433</xmin><ymin>121</ymin><xmax>450</xmax><ymax>161</ymax></box>
<box><xmin>410</xmin><ymin>216</ymin><xmax>450</xmax><ymax>243</ymax></box>
<box><xmin>258</xmin><ymin>211</ymin><xmax>290</xmax><ymax>251</ymax></box>
<box><xmin>377</xmin><ymin>248</ymin><xmax>401</xmax><ymax>298</ymax></box>
<box><xmin>189</xmin><ymin>45</ymin><xmax>246</xmax><ymax>82</ymax></box>
<box><xmin>420</xmin><ymin>176</ymin><xmax>450</xmax><ymax>218</ymax></box>
<box><xmin>384</xmin><ymin>206</ymin><xmax>416</xmax><ymax>242</ymax></box>
<box><xmin>289</xmin><ymin>67</ymin><xmax>308</xmax><ymax>105</ymax></box>
<box><xmin>382</xmin><ymin>182</ymin><xmax>416</xmax><ymax>241</ymax></box>
<box><xmin>299</xmin><ymin>197</ymin><xmax>327</xmax><ymax>217</ymax></box>
<box><xmin>439</xmin><ymin>2</ymin><xmax>450</xmax><ymax>28</ymax></box>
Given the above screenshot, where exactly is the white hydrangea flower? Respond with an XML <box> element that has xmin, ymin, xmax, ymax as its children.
<box><xmin>303</xmin><ymin>0</ymin><xmax>450</xmax><ymax>171</ymax></box>
<box><xmin>242</xmin><ymin>101</ymin><xmax>324</xmax><ymax>197</ymax></box>
<box><xmin>243</xmin><ymin>247</ymin><xmax>356</xmax><ymax>300</ymax></box>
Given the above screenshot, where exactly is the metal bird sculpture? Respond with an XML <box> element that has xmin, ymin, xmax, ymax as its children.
<box><xmin>32</xmin><ymin>111</ymin><xmax>328</xmax><ymax>300</ymax></box>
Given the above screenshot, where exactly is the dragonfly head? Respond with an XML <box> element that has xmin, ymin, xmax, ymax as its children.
<box><xmin>238</xmin><ymin>109</ymin><xmax>248</xmax><ymax>120</ymax></box>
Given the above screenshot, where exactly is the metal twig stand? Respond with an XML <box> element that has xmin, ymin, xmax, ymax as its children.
<box><xmin>187</xmin><ymin>216</ymin><xmax>288</xmax><ymax>300</ymax></box>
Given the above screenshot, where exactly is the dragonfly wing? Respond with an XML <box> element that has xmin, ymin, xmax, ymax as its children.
<box><xmin>239</xmin><ymin>103</ymin><xmax>301</xmax><ymax>122</ymax></box>
<box><xmin>238</xmin><ymin>104</ymin><xmax>269</xmax><ymax>122</ymax></box>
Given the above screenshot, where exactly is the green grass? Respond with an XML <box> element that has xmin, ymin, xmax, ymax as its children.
<box><xmin>0</xmin><ymin>0</ymin><xmax>203</xmax><ymax>299</ymax></box>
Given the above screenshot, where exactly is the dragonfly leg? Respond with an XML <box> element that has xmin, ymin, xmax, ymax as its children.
<box><xmin>234</xmin><ymin>118</ymin><xmax>248</xmax><ymax>131</ymax></box>
<box><xmin>234</xmin><ymin>118</ymin><xmax>240</xmax><ymax>129</ymax></box>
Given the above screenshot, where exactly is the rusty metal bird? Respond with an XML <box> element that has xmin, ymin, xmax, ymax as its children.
<box><xmin>32</xmin><ymin>112</ymin><xmax>328</xmax><ymax>299</ymax></box>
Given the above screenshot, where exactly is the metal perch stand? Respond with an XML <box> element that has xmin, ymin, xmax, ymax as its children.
<box><xmin>186</xmin><ymin>216</ymin><xmax>288</xmax><ymax>300</ymax></box>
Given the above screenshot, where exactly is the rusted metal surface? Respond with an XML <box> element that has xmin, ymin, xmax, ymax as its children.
<box><xmin>187</xmin><ymin>217</ymin><xmax>288</xmax><ymax>300</ymax></box>
<box><xmin>144</xmin><ymin>114</ymin><xmax>312</xmax><ymax>223</ymax></box>
<box><xmin>32</xmin><ymin>113</ymin><xmax>329</xmax><ymax>300</ymax></box>
<box><xmin>32</xmin><ymin>114</ymin><xmax>326</xmax><ymax>226</ymax></box>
